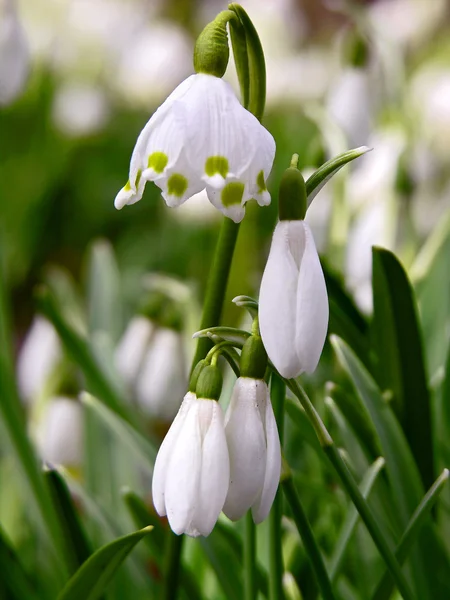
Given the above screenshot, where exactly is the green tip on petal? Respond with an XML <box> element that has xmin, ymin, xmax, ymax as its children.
<box><xmin>148</xmin><ymin>152</ymin><xmax>168</xmax><ymax>173</ymax></box>
<box><xmin>205</xmin><ymin>155</ymin><xmax>229</xmax><ymax>178</ymax></box>
<box><xmin>221</xmin><ymin>182</ymin><xmax>245</xmax><ymax>207</ymax></box>
<box><xmin>167</xmin><ymin>173</ymin><xmax>188</xmax><ymax>197</ymax></box>
<box><xmin>124</xmin><ymin>180</ymin><xmax>132</xmax><ymax>191</ymax></box>
<box><xmin>256</xmin><ymin>170</ymin><xmax>267</xmax><ymax>193</ymax></box>
<box><xmin>135</xmin><ymin>169</ymin><xmax>142</xmax><ymax>188</ymax></box>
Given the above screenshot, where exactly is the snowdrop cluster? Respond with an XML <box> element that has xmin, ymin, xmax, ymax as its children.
<box><xmin>152</xmin><ymin>336</ymin><xmax>281</xmax><ymax>537</ymax></box>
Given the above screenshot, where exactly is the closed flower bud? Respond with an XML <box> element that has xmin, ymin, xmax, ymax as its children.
<box><xmin>259</xmin><ymin>220</ymin><xmax>329</xmax><ymax>378</ymax></box>
<box><xmin>152</xmin><ymin>392</ymin><xmax>230</xmax><ymax>537</ymax></box>
<box><xmin>223</xmin><ymin>377</ymin><xmax>281</xmax><ymax>523</ymax></box>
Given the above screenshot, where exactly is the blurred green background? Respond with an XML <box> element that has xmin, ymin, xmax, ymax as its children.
<box><xmin>2</xmin><ymin>0</ymin><xmax>450</xmax><ymax>599</ymax></box>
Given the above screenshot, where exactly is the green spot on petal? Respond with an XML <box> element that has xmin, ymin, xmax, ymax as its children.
<box><xmin>167</xmin><ymin>173</ymin><xmax>188</xmax><ymax>197</ymax></box>
<box><xmin>148</xmin><ymin>152</ymin><xmax>168</xmax><ymax>173</ymax></box>
<box><xmin>257</xmin><ymin>170</ymin><xmax>267</xmax><ymax>193</ymax></box>
<box><xmin>221</xmin><ymin>182</ymin><xmax>245</xmax><ymax>207</ymax></box>
<box><xmin>136</xmin><ymin>169</ymin><xmax>142</xmax><ymax>187</ymax></box>
<box><xmin>124</xmin><ymin>180</ymin><xmax>132</xmax><ymax>191</ymax></box>
<box><xmin>205</xmin><ymin>156</ymin><xmax>229</xmax><ymax>178</ymax></box>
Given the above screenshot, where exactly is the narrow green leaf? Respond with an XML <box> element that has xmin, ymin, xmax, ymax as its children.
<box><xmin>57</xmin><ymin>527</ymin><xmax>153</xmax><ymax>600</ymax></box>
<box><xmin>0</xmin><ymin>252</ymin><xmax>66</xmax><ymax>580</ymax></box>
<box><xmin>373</xmin><ymin>469</ymin><xmax>450</xmax><ymax>600</ymax></box>
<box><xmin>323</xmin><ymin>263</ymin><xmax>371</xmax><ymax>371</ymax></box>
<box><xmin>44</xmin><ymin>468</ymin><xmax>92</xmax><ymax>574</ymax></box>
<box><xmin>228</xmin><ymin>3</ymin><xmax>266</xmax><ymax>121</ymax></box>
<box><xmin>283</xmin><ymin>477</ymin><xmax>336</xmax><ymax>600</ymax></box>
<box><xmin>0</xmin><ymin>526</ymin><xmax>41</xmax><ymax>600</ymax></box>
<box><xmin>193</xmin><ymin>325</ymin><xmax>249</xmax><ymax>346</ymax></box>
<box><xmin>285</xmin><ymin>398</ymin><xmax>324</xmax><ymax>455</ymax></box>
<box><xmin>331</xmin><ymin>335</ymin><xmax>431</xmax><ymax>597</ymax></box>
<box><xmin>80</xmin><ymin>393</ymin><xmax>156</xmax><ymax>471</ymax></box>
<box><xmin>306</xmin><ymin>146</ymin><xmax>371</xmax><ymax>206</ymax></box>
<box><xmin>372</xmin><ymin>246</ymin><xmax>434</xmax><ymax>490</ymax></box>
<box><xmin>36</xmin><ymin>287</ymin><xmax>133</xmax><ymax>425</ymax></box>
<box><xmin>199</xmin><ymin>529</ymin><xmax>243</xmax><ymax>600</ymax></box>
<box><xmin>329</xmin><ymin>457</ymin><xmax>385</xmax><ymax>580</ymax></box>
<box><xmin>86</xmin><ymin>239</ymin><xmax>123</xmax><ymax>343</ymax></box>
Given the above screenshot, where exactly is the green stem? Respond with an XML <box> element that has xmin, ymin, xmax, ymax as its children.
<box><xmin>282</xmin><ymin>478</ymin><xmax>336</xmax><ymax>600</ymax></box>
<box><xmin>285</xmin><ymin>377</ymin><xmax>415</xmax><ymax>600</ymax></box>
<box><xmin>162</xmin><ymin>219</ymin><xmax>240</xmax><ymax>600</ymax></box>
<box><xmin>244</xmin><ymin>512</ymin><xmax>257</xmax><ymax>600</ymax></box>
<box><xmin>269</xmin><ymin>374</ymin><xmax>285</xmax><ymax>600</ymax></box>
<box><xmin>191</xmin><ymin>218</ymin><xmax>240</xmax><ymax>371</ymax></box>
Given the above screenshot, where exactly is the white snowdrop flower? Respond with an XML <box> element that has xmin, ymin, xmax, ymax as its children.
<box><xmin>134</xmin><ymin>327</ymin><xmax>187</xmax><ymax>422</ymax></box>
<box><xmin>114</xmin><ymin>73</ymin><xmax>275</xmax><ymax>223</ymax></box>
<box><xmin>115</xmin><ymin>316</ymin><xmax>155</xmax><ymax>386</ymax></box>
<box><xmin>16</xmin><ymin>316</ymin><xmax>62</xmax><ymax>405</ymax></box>
<box><xmin>52</xmin><ymin>82</ymin><xmax>109</xmax><ymax>137</ymax></box>
<box><xmin>115</xmin><ymin>316</ymin><xmax>187</xmax><ymax>422</ymax></box>
<box><xmin>36</xmin><ymin>397</ymin><xmax>83</xmax><ymax>468</ymax></box>
<box><xmin>223</xmin><ymin>377</ymin><xmax>281</xmax><ymax>523</ymax></box>
<box><xmin>152</xmin><ymin>392</ymin><xmax>230</xmax><ymax>537</ymax></box>
<box><xmin>0</xmin><ymin>0</ymin><xmax>29</xmax><ymax>106</ymax></box>
<box><xmin>259</xmin><ymin>220</ymin><xmax>329</xmax><ymax>378</ymax></box>
<box><xmin>327</xmin><ymin>68</ymin><xmax>373</xmax><ymax>148</ymax></box>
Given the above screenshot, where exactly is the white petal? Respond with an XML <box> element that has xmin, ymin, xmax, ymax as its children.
<box><xmin>135</xmin><ymin>328</ymin><xmax>186</xmax><ymax>421</ymax></box>
<box><xmin>163</xmin><ymin>398</ymin><xmax>202</xmax><ymax>534</ymax></box>
<box><xmin>151</xmin><ymin>392</ymin><xmax>195</xmax><ymax>516</ymax></box>
<box><xmin>223</xmin><ymin>378</ymin><xmax>267</xmax><ymax>521</ymax></box>
<box><xmin>259</xmin><ymin>221</ymin><xmax>305</xmax><ymax>378</ymax></box>
<box><xmin>17</xmin><ymin>316</ymin><xmax>61</xmax><ymax>404</ymax></box>
<box><xmin>206</xmin><ymin>181</ymin><xmax>246</xmax><ymax>223</ymax></box>
<box><xmin>295</xmin><ymin>223</ymin><xmax>329</xmax><ymax>373</ymax></box>
<box><xmin>251</xmin><ymin>390</ymin><xmax>281</xmax><ymax>524</ymax></box>
<box><xmin>115</xmin><ymin>316</ymin><xmax>154</xmax><ymax>385</ymax></box>
<box><xmin>191</xmin><ymin>400</ymin><xmax>230</xmax><ymax>536</ymax></box>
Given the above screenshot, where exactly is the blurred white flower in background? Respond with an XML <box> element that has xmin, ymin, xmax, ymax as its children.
<box><xmin>115</xmin><ymin>316</ymin><xmax>188</xmax><ymax>422</ymax></box>
<box><xmin>16</xmin><ymin>316</ymin><xmax>61</xmax><ymax>405</ymax></box>
<box><xmin>36</xmin><ymin>397</ymin><xmax>83</xmax><ymax>468</ymax></box>
<box><xmin>409</xmin><ymin>67</ymin><xmax>450</xmax><ymax>160</ymax></box>
<box><xmin>0</xmin><ymin>0</ymin><xmax>29</xmax><ymax>105</ymax></box>
<box><xmin>345</xmin><ymin>130</ymin><xmax>405</xmax><ymax>312</ymax></box>
<box><xmin>327</xmin><ymin>67</ymin><xmax>373</xmax><ymax>148</ymax></box>
<box><xmin>52</xmin><ymin>82</ymin><xmax>110</xmax><ymax>136</ymax></box>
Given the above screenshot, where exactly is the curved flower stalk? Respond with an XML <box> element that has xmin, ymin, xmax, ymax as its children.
<box><xmin>114</xmin><ymin>73</ymin><xmax>275</xmax><ymax>222</ymax></box>
<box><xmin>224</xmin><ymin>376</ymin><xmax>281</xmax><ymax>523</ymax></box>
<box><xmin>152</xmin><ymin>363</ymin><xmax>229</xmax><ymax>537</ymax></box>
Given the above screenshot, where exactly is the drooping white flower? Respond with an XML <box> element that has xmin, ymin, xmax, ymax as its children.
<box><xmin>36</xmin><ymin>396</ymin><xmax>83</xmax><ymax>468</ymax></box>
<box><xmin>0</xmin><ymin>0</ymin><xmax>29</xmax><ymax>106</ymax></box>
<box><xmin>152</xmin><ymin>392</ymin><xmax>230</xmax><ymax>536</ymax></box>
<box><xmin>223</xmin><ymin>377</ymin><xmax>281</xmax><ymax>523</ymax></box>
<box><xmin>16</xmin><ymin>316</ymin><xmax>62</xmax><ymax>405</ymax></box>
<box><xmin>259</xmin><ymin>220</ymin><xmax>329</xmax><ymax>378</ymax></box>
<box><xmin>115</xmin><ymin>73</ymin><xmax>275</xmax><ymax>223</ymax></box>
<box><xmin>115</xmin><ymin>316</ymin><xmax>187</xmax><ymax>422</ymax></box>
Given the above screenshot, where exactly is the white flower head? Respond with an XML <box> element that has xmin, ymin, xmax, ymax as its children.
<box><xmin>259</xmin><ymin>220</ymin><xmax>329</xmax><ymax>379</ymax></box>
<box><xmin>152</xmin><ymin>392</ymin><xmax>230</xmax><ymax>537</ymax></box>
<box><xmin>115</xmin><ymin>73</ymin><xmax>275</xmax><ymax>223</ymax></box>
<box><xmin>223</xmin><ymin>377</ymin><xmax>281</xmax><ymax>523</ymax></box>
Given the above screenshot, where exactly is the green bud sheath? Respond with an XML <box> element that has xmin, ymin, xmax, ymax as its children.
<box><xmin>240</xmin><ymin>335</ymin><xmax>267</xmax><ymax>379</ymax></box>
<box><xmin>189</xmin><ymin>359</ymin><xmax>208</xmax><ymax>393</ymax></box>
<box><xmin>343</xmin><ymin>28</ymin><xmax>370</xmax><ymax>68</ymax></box>
<box><xmin>195</xmin><ymin>364</ymin><xmax>223</xmax><ymax>400</ymax></box>
<box><xmin>194</xmin><ymin>10</ymin><xmax>236</xmax><ymax>78</ymax></box>
<box><xmin>278</xmin><ymin>161</ymin><xmax>307</xmax><ymax>221</ymax></box>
